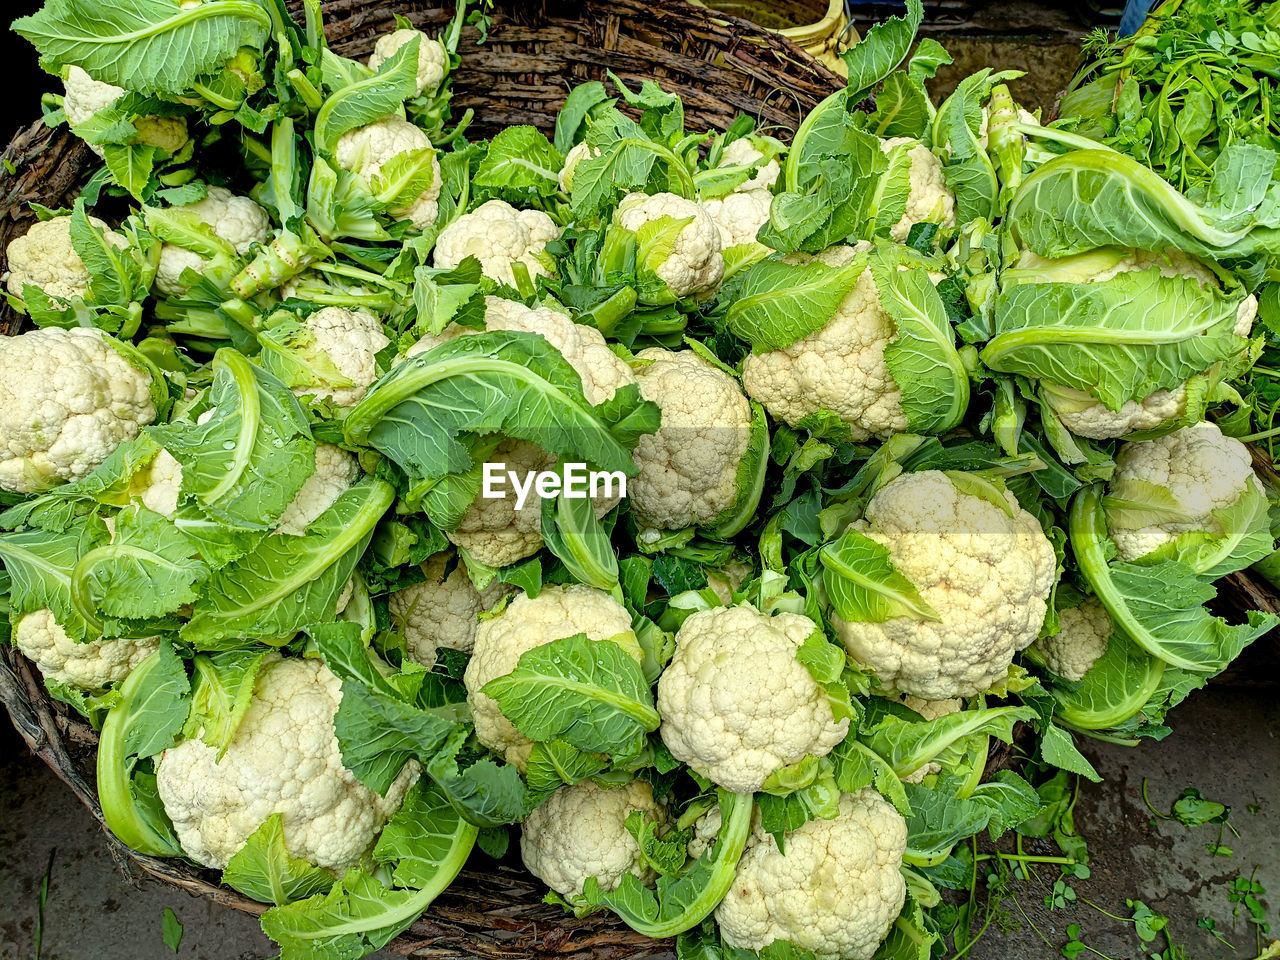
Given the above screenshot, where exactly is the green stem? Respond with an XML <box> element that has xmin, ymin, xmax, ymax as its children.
<box><xmin>287</xmin><ymin>69</ymin><xmax>324</xmax><ymax>110</ymax></box>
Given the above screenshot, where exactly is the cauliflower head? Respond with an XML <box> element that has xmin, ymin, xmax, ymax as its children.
<box><xmin>14</xmin><ymin>608</ymin><xmax>159</xmax><ymax>691</ymax></box>
<box><xmin>464</xmin><ymin>585</ymin><xmax>637</xmax><ymax>771</ymax></box>
<box><xmin>290</xmin><ymin>308</ymin><xmax>390</xmax><ymax>407</ymax></box>
<box><xmin>701</xmin><ymin>189</ymin><xmax>772</xmax><ymax>253</ymax></box>
<box><xmin>742</xmin><ymin>244</ymin><xmax>907</xmax><ymax>440</ymax></box>
<box><xmin>367</xmin><ymin>29</ymin><xmax>447</xmax><ymax>97</ymax></box>
<box><xmin>277</xmin><ymin>443</ymin><xmax>362</xmax><ymax>535</ymax></box>
<box><xmin>558</xmin><ymin>141</ymin><xmax>599</xmax><ymax>193</ymax></box>
<box><xmin>0</xmin><ymin>327</ymin><xmax>157</xmax><ymax>493</ymax></box>
<box><xmin>445</xmin><ymin>438</ymin><xmax>556</xmax><ymax>567</ymax></box>
<box><xmin>615</xmin><ymin>192</ymin><xmax>724</xmax><ymax>300</ymax></box>
<box><xmin>6</xmin><ymin>214</ymin><xmax>128</xmax><ymax>304</ymax></box>
<box><xmin>155</xmin><ymin>187</ymin><xmax>271</xmax><ymax>296</ymax></box>
<box><xmin>1105</xmin><ymin>421</ymin><xmax>1262</xmax><ymax>561</ymax></box>
<box><xmin>716</xmin><ymin>788</ymin><xmax>908</xmax><ymax>960</ymax></box>
<box><xmin>136</xmin><ymin>448</ymin><xmax>183</xmax><ymax>517</ymax></box>
<box><xmin>657</xmin><ymin>603</ymin><xmax>850</xmax><ymax>794</ymax></box>
<box><xmin>63</xmin><ymin>66</ymin><xmax>188</xmax><ymax>158</ymax></box>
<box><xmin>391</xmin><ymin>552</ymin><xmax>513</xmax><ymax>666</ymax></box>
<box><xmin>833</xmin><ymin>470</ymin><xmax>1057</xmax><ymax>700</ymax></box>
<box><xmin>156</xmin><ymin>657</ymin><xmax>417</xmax><ymax>871</ymax></box>
<box><xmin>335</xmin><ymin>116</ymin><xmax>443</xmax><ymax>230</ymax></box>
<box><xmin>879</xmin><ymin>137</ymin><xmax>955</xmax><ymax>243</ymax></box>
<box><xmin>433</xmin><ymin>199</ymin><xmax>559</xmax><ymax>288</ymax></box>
<box><xmin>630</xmin><ymin>348</ymin><xmax>754</xmax><ymax>530</ymax></box>
<box><xmin>1032</xmin><ymin>598</ymin><xmax>1111</xmax><ymax>682</ymax></box>
<box><xmin>520</xmin><ymin>779</ymin><xmax>669</xmax><ymax>898</ymax></box>
<box><xmin>720</xmin><ymin>137</ymin><xmax>781</xmax><ymax>193</ymax></box>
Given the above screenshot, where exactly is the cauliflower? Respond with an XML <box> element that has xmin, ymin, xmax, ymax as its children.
<box><xmin>716</xmin><ymin>788</ymin><xmax>907</xmax><ymax>960</ymax></box>
<box><xmin>156</xmin><ymin>657</ymin><xmax>417</xmax><ymax>871</ymax></box>
<box><xmin>614</xmin><ymin>192</ymin><xmax>724</xmax><ymax>301</ymax></box>
<box><xmin>63</xmin><ymin>66</ymin><xmax>188</xmax><ymax>158</ymax></box>
<box><xmin>0</xmin><ymin>327</ymin><xmax>157</xmax><ymax>493</ymax></box>
<box><xmin>558</xmin><ymin>141</ymin><xmax>598</xmax><ymax>193</ymax></box>
<box><xmin>276</xmin><ymin>443</ymin><xmax>362</xmax><ymax>535</ymax></box>
<box><xmin>447</xmin><ymin>438</ymin><xmax>558</xmax><ymax>568</ymax></box>
<box><xmin>701</xmin><ymin>190</ymin><xmax>772</xmax><ymax>254</ymax></box>
<box><xmin>137</xmin><ymin>448</ymin><xmax>183</xmax><ymax>517</ymax></box>
<box><xmin>1032</xmin><ymin>598</ymin><xmax>1111</xmax><ymax>682</ymax></box>
<box><xmin>743</xmin><ymin>243</ymin><xmax>910</xmax><ymax>439</ymax></box>
<box><xmin>390</xmin><ymin>552</ymin><xmax>513</xmax><ymax>666</ymax></box>
<box><xmin>879</xmin><ymin>137</ymin><xmax>955</xmax><ymax>243</ymax></box>
<box><xmin>463</xmin><ymin>585</ymin><xmax>637</xmax><ymax>771</ymax></box>
<box><xmin>154</xmin><ymin>187</ymin><xmax>271</xmax><ymax>296</ymax></box>
<box><xmin>334</xmin><ymin>116</ymin><xmax>442</xmax><ymax>230</ymax></box>
<box><xmin>14</xmin><ymin>609</ymin><xmax>158</xmax><ymax>692</ymax></box>
<box><xmin>367</xmin><ymin>29</ymin><xmax>447</xmax><ymax>97</ymax></box>
<box><xmin>520</xmin><ymin>779</ymin><xmax>669</xmax><ymax>899</ymax></box>
<box><xmin>433</xmin><ymin>200</ymin><xmax>560</xmax><ymax>289</ymax></box>
<box><xmin>720</xmin><ymin>137</ymin><xmax>781</xmax><ymax>193</ymax></box>
<box><xmin>832</xmin><ymin>470</ymin><xmax>1057</xmax><ymax>700</ymax></box>
<box><xmin>288</xmin><ymin>308</ymin><xmax>390</xmax><ymax>407</ymax></box>
<box><xmin>5</xmin><ymin>215</ymin><xmax>128</xmax><ymax>304</ymax></box>
<box><xmin>1105</xmin><ymin>421</ymin><xmax>1263</xmax><ymax>562</ymax></box>
<box><xmin>656</xmin><ymin>603</ymin><xmax>850</xmax><ymax>794</ymax></box>
<box><xmin>629</xmin><ymin>348</ymin><xmax>754</xmax><ymax>531</ymax></box>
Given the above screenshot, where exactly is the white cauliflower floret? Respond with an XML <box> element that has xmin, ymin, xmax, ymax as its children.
<box><xmin>367</xmin><ymin>28</ymin><xmax>447</xmax><ymax>97</ymax></box>
<box><xmin>630</xmin><ymin>348</ymin><xmax>753</xmax><ymax>530</ymax></box>
<box><xmin>720</xmin><ymin>138</ymin><xmax>781</xmax><ymax>192</ymax></box>
<box><xmin>138</xmin><ymin>449</ymin><xmax>183</xmax><ymax>517</ymax></box>
<box><xmin>276</xmin><ymin>443</ymin><xmax>362</xmax><ymax>535</ymax></box>
<box><xmin>833</xmin><ymin>470</ymin><xmax>1057</xmax><ymax>700</ymax></box>
<box><xmin>701</xmin><ymin>189</ymin><xmax>772</xmax><ymax>253</ymax></box>
<box><xmin>155</xmin><ymin>187</ymin><xmax>271</xmax><ymax>296</ymax></box>
<box><xmin>743</xmin><ymin>243</ymin><xmax>908</xmax><ymax>439</ymax></box>
<box><xmin>14</xmin><ymin>609</ymin><xmax>158</xmax><ymax>692</ymax></box>
<box><xmin>0</xmin><ymin>327</ymin><xmax>156</xmax><ymax>493</ymax></box>
<box><xmin>433</xmin><ymin>199</ymin><xmax>559</xmax><ymax>288</ymax></box>
<box><xmin>156</xmin><ymin>657</ymin><xmax>417</xmax><ymax>871</ymax></box>
<box><xmin>657</xmin><ymin>603</ymin><xmax>850</xmax><ymax>794</ymax></box>
<box><xmin>716</xmin><ymin>788</ymin><xmax>907</xmax><ymax>960</ymax></box>
<box><xmin>558</xmin><ymin>142</ymin><xmax>598</xmax><ymax>193</ymax></box>
<box><xmin>63</xmin><ymin>66</ymin><xmax>188</xmax><ymax>158</ymax></box>
<box><xmin>290</xmin><ymin>308</ymin><xmax>390</xmax><ymax>407</ymax></box>
<box><xmin>521</xmin><ymin>780</ymin><xmax>669</xmax><ymax>898</ymax></box>
<box><xmin>391</xmin><ymin>552</ymin><xmax>513</xmax><ymax>666</ymax></box>
<box><xmin>446</xmin><ymin>438</ymin><xmax>557</xmax><ymax>568</ymax></box>
<box><xmin>5</xmin><ymin>215</ymin><xmax>128</xmax><ymax>304</ymax></box>
<box><xmin>1106</xmin><ymin>421</ymin><xmax>1262</xmax><ymax>561</ymax></box>
<box><xmin>615</xmin><ymin>192</ymin><xmax>724</xmax><ymax>299</ymax></box>
<box><xmin>1032</xmin><ymin>599</ymin><xmax>1111</xmax><ymax>682</ymax></box>
<box><xmin>464</xmin><ymin>585</ymin><xmax>637</xmax><ymax>771</ymax></box>
<box><xmin>335</xmin><ymin>116</ymin><xmax>443</xmax><ymax>230</ymax></box>
<box><xmin>879</xmin><ymin>137</ymin><xmax>955</xmax><ymax>243</ymax></box>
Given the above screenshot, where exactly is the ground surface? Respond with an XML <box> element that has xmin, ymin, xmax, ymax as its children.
<box><xmin>2</xmin><ymin>687</ymin><xmax>1276</xmax><ymax>960</ymax></box>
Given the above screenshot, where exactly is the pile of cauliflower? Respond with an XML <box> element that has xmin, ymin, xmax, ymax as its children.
<box><xmin>2</xmin><ymin>5</ymin><xmax>1277</xmax><ymax>960</ymax></box>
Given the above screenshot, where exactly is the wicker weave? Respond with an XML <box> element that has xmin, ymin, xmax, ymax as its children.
<box><xmin>0</xmin><ymin>2</ymin><xmax>841</xmax><ymax>957</ymax></box>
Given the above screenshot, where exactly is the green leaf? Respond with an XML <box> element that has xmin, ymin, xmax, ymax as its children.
<box><xmin>256</xmin><ymin>318</ymin><xmax>359</xmax><ymax>396</ymax></box>
<box><xmin>861</xmin><ymin>704</ymin><xmax>1034</xmax><ymax>779</ymax></box>
<box><xmin>333</xmin><ymin>680</ymin><xmax>459</xmax><ymax>796</ymax></box>
<box><xmin>424</xmin><ymin>727</ymin><xmax>539</xmax><ymax>827</ymax></box>
<box><xmin>13</xmin><ymin>0</ymin><xmax>271</xmax><ymax>97</ymax></box>
<box><xmin>553</xmin><ymin>81</ymin><xmax>610</xmax><ymax>154</ymax></box>
<box><xmin>411</xmin><ymin>260</ymin><xmax>485</xmax><ymax>337</ymax></box>
<box><xmin>223</xmin><ymin>814</ymin><xmax>335</xmax><ymax>906</ymax></box>
<box><xmin>314</xmin><ymin>35</ymin><xmax>421</xmax><ymax>153</ymax></box>
<box><xmin>483</xmin><ymin>634</ymin><xmax>658</xmax><ymax>756</ymax></box>
<box><xmin>69</xmin><ymin>200</ymin><xmax>139</xmax><ymax>306</ymax></box>
<box><xmin>820</xmin><ymin>528</ymin><xmax>939</xmax><ymax>623</ymax></box>
<box><xmin>475</xmin><ymin>126</ymin><xmax>563</xmax><ymax>196</ymax></box>
<box><xmin>540</xmin><ymin>477</ymin><xmax>620</xmax><ymax>593</ymax></box>
<box><xmin>724</xmin><ymin>256</ymin><xmax>865</xmax><ymax>352</ymax></box>
<box><xmin>867</xmin><ymin>73</ymin><xmax>932</xmax><ymax>141</ymax></box>
<box><xmin>0</xmin><ymin>518</ymin><xmax>107</xmax><ymax>640</ymax></box>
<box><xmin>840</xmin><ymin>0</ymin><xmax>924</xmax><ymax>101</ymax></box>
<box><xmin>161</xmin><ymin>907</ymin><xmax>182</xmax><ymax>953</ymax></box>
<box><xmin>369</xmin><ymin>147</ymin><xmax>436</xmax><ymax>209</ymax></box>
<box><xmin>181</xmin><ymin>648</ymin><xmax>272</xmax><ymax>758</ymax></box>
<box><xmin>103</xmin><ymin>143</ymin><xmax>158</xmax><ymax>201</ymax></box>
<box><xmin>1050</xmin><ymin>632</ymin><xmax>1166</xmax><ymax>731</ymax></box>
<box><xmin>704</xmin><ymin>401</ymin><xmax>771</xmax><ymax>540</ymax></box>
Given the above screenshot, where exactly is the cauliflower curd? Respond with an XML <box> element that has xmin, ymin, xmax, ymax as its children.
<box><xmin>433</xmin><ymin>199</ymin><xmax>559</xmax><ymax>288</ymax></box>
<box><xmin>391</xmin><ymin>552</ymin><xmax>513</xmax><ymax>666</ymax></box>
<box><xmin>14</xmin><ymin>609</ymin><xmax>158</xmax><ymax>691</ymax></box>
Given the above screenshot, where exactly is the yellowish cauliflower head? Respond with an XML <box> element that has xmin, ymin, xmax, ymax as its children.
<box><xmin>1106</xmin><ymin>421</ymin><xmax>1262</xmax><ymax>562</ymax></box>
<box><xmin>616</xmin><ymin>192</ymin><xmax>724</xmax><ymax>299</ymax></box>
<box><xmin>63</xmin><ymin>66</ymin><xmax>188</xmax><ymax>158</ymax></box>
<box><xmin>155</xmin><ymin>187</ymin><xmax>271</xmax><ymax>296</ymax></box>
<box><xmin>334</xmin><ymin>116</ymin><xmax>443</xmax><ymax>230</ymax></box>
<box><xmin>276</xmin><ymin>443</ymin><xmax>362</xmax><ymax>535</ymax></box>
<box><xmin>433</xmin><ymin>199</ymin><xmax>559</xmax><ymax>288</ymax></box>
<box><xmin>657</xmin><ymin>603</ymin><xmax>850</xmax><ymax>794</ymax></box>
<box><xmin>292</xmin><ymin>308</ymin><xmax>390</xmax><ymax>407</ymax></box>
<box><xmin>5</xmin><ymin>215</ymin><xmax>128</xmax><ymax>304</ymax></box>
<box><xmin>833</xmin><ymin>470</ymin><xmax>1057</xmax><ymax>700</ymax></box>
<box><xmin>716</xmin><ymin>788</ymin><xmax>908</xmax><ymax>960</ymax></box>
<box><xmin>742</xmin><ymin>243</ymin><xmax>907</xmax><ymax>440</ymax></box>
<box><xmin>156</xmin><ymin>657</ymin><xmax>417</xmax><ymax>871</ymax></box>
<box><xmin>0</xmin><ymin>327</ymin><xmax>156</xmax><ymax>493</ymax></box>
<box><xmin>520</xmin><ymin>779</ymin><xmax>669</xmax><ymax>898</ymax></box>
<box><xmin>1032</xmin><ymin>598</ymin><xmax>1111</xmax><ymax>682</ymax></box>
<box><xmin>391</xmin><ymin>552</ymin><xmax>513</xmax><ymax>666</ymax></box>
<box><xmin>879</xmin><ymin>137</ymin><xmax>955</xmax><ymax>243</ymax></box>
<box><xmin>464</xmin><ymin>585</ymin><xmax>636</xmax><ymax>771</ymax></box>
<box><xmin>630</xmin><ymin>348</ymin><xmax>753</xmax><ymax>530</ymax></box>
<box><xmin>14</xmin><ymin>609</ymin><xmax>159</xmax><ymax>691</ymax></box>
<box><xmin>558</xmin><ymin>141</ymin><xmax>599</xmax><ymax>193</ymax></box>
<box><xmin>367</xmin><ymin>28</ymin><xmax>447</xmax><ymax>97</ymax></box>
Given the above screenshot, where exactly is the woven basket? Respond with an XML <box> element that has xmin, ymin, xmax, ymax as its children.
<box><xmin>0</xmin><ymin>2</ymin><xmax>842</xmax><ymax>957</ymax></box>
